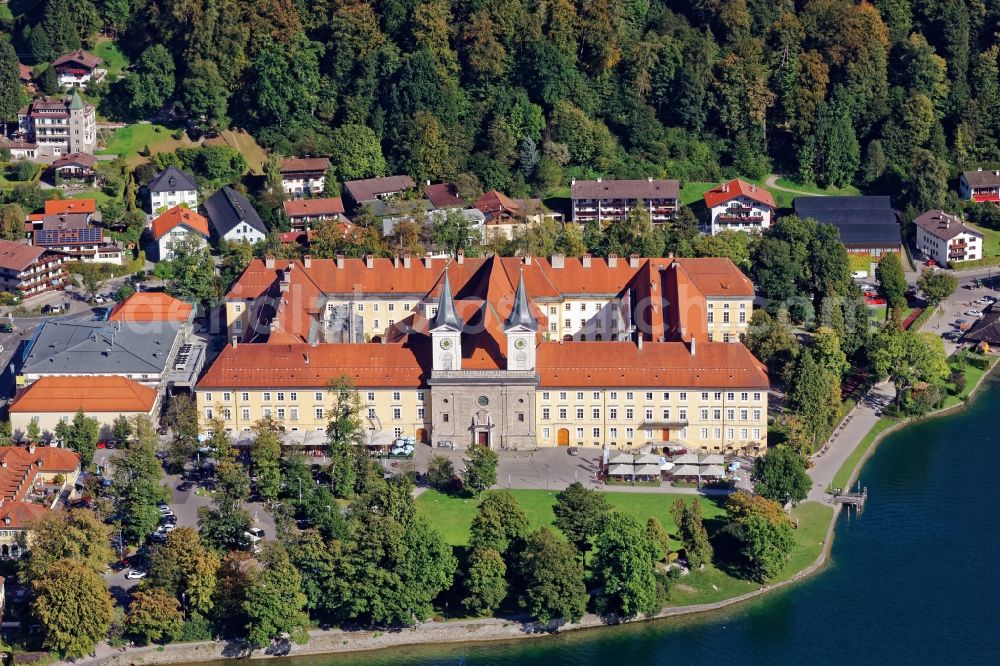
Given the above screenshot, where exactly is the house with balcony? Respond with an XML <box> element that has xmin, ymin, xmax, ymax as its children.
<box><xmin>703</xmin><ymin>179</ymin><xmax>775</xmax><ymax>235</ymax></box>
<box><xmin>50</xmin><ymin>152</ymin><xmax>97</xmax><ymax>184</ymax></box>
<box><xmin>51</xmin><ymin>51</ymin><xmax>105</xmax><ymax>89</ymax></box>
<box><xmin>959</xmin><ymin>169</ymin><xmax>1000</xmax><ymax>203</ymax></box>
<box><xmin>279</xmin><ymin>158</ymin><xmax>329</xmax><ymax>197</ymax></box>
<box><xmin>16</xmin><ymin>91</ymin><xmax>96</xmax><ymax>157</ymax></box>
<box><xmin>282</xmin><ymin>197</ymin><xmax>346</xmax><ymax>230</ymax></box>
<box><xmin>32</xmin><ymin>214</ymin><xmax>123</xmax><ymax>265</ymax></box>
<box><xmin>570</xmin><ymin>178</ymin><xmax>680</xmax><ymax>226</ymax></box>
<box><xmin>202</xmin><ymin>186</ymin><xmax>268</xmax><ymax>245</ymax></box>
<box><xmin>912</xmin><ymin>210</ymin><xmax>983</xmax><ymax>267</ymax></box>
<box><xmin>0</xmin><ymin>240</ymin><xmax>66</xmax><ymax>297</ymax></box>
<box><xmin>151</xmin><ymin>206</ymin><xmax>210</xmax><ymax>261</ymax></box>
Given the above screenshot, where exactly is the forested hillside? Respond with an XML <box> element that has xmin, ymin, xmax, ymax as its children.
<box><xmin>5</xmin><ymin>0</ymin><xmax>1000</xmax><ymax>210</ymax></box>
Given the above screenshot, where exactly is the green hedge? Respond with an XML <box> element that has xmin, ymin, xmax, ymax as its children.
<box><xmin>951</xmin><ymin>256</ymin><xmax>1000</xmax><ymax>271</ymax></box>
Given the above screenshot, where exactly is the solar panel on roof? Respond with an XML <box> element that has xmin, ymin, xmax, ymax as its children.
<box><xmin>34</xmin><ymin>227</ymin><xmax>103</xmax><ymax>246</ymax></box>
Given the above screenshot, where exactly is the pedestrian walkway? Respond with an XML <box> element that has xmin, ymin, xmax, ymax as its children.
<box><xmin>805</xmin><ymin>381</ymin><xmax>895</xmax><ymax>502</ymax></box>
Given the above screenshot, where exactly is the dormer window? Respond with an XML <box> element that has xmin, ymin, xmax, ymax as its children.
<box><xmin>168</xmin><ymin>177</ymin><xmax>176</xmax><ymax>186</ymax></box>
<box><xmin>3</xmin><ymin>517</ymin><xmax>10</xmax><ymax>525</ymax></box>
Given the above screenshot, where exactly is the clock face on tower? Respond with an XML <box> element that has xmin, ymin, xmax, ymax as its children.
<box><xmin>439</xmin><ymin>338</ymin><xmax>453</xmax><ymax>349</ymax></box>
<box><xmin>514</xmin><ymin>338</ymin><xmax>527</xmax><ymax>350</ymax></box>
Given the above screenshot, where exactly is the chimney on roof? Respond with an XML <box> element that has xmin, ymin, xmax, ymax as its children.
<box><xmin>524</xmin><ymin>255</ymin><xmax>532</xmax><ymax>266</ymax></box>
<box><xmin>304</xmin><ymin>352</ymin><xmax>309</xmax><ymax>364</ymax></box>
<box><xmin>978</xmin><ymin>167</ymin><xmax>983</xmax><ymax>171</ymax></box>
<box><xmin>628</xmin><ymin>254</ymin><xmax>639</xmax><ymax>268</ymax></box>
<box><xmin>582</xmin><ymin>253</ymin><xmax>591</xmax><ymax>268</ymax></box>
<box><xmin>393</xmin><ymin>256</ymin><xmax>400</xmax><ymax>268</ymax></box>
<box><xmin>424</xmin><ymin>256</ymin><xmax>433</xmax><ymax>268</ymax></box>
<box><xmin>231</xmin><ymin>336</ymin><xmax>238</xmax><ymax>349</ymax></box>
<box><xmin>636</xmin><ymin>335</ymin><xmax>643</xmax><ymax>350</ymax></box>
<box><xmin>457</xmin><ymin>249</ymin><xmax>464</xmax><ymax>264</ymax></box>
<box><xmin>403</xmin><ymin>255</ymin><xmax>411</xmax><ymax>268</ymax></box>
<box><xmin>426</xmin><ymin>179</ymin><xmax>431</xmax><ymax>187</ymax></box>
<box><xmin>551</xmin><ymin>254</ymin><xmax>564</xmax><ymax>269</ymax></box>
<box><xmin>607</xmin><ymin>253</ymin><xmax>618</xmax><ymax>268</ymax></box>
<box><xmin>303</xmin><ymin>255</ymin><xmax>312</xmax><ymax>269</ymax></box>
<box><xmin>365</xmin><ymin>255</ymin><xmax>374</xmax><ymax>269</ymax></box>
<box><xmin>689</xmin><ymin>337</ymin><xmax>696</xmax><ymax>356</ymax></box>
<box><xmin>265</xmin><ymin>255</ymin><xmax>275</xmax><ymax>269</ymax></box>
<box><xmin>336</xmin><ymin>255</ymin><xmax>345</xmax><ymax>269</ymax></box>
<box><xmin>571</xmin><ymin>178</ymin><xmax>576</xmax><ymax>186</ymax></box>
<box><xmin>28</xmin><ymin>443</ymin><xmax>35</xmax><ymax>455</ymax></box>
<box><xmin>669</xmin><ymin>252</ymin><xmax>674</xmax><ymax>259</ymax></box>
<box><xmin>721</xmin><ymin>183</ymin><xmax>728</xmax><ymax>193</ymax></box>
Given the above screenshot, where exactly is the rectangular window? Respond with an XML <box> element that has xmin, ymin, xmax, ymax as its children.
<box><xmin>645</xmin><ymin>392</ymin><xmax>653</xmax><ymax>401</ymax></box>
<box><xmin>679</xmin><ymin>392</ymin><xmax>687</xmax><ymax>401</ymax></box>
<box><xmin>626</xmin><ymin>427</ymin><xmax>634</xmax><ymax>440</ymax></box>
<box><xmin>417</xmin><ymin>407</ymin><xmax>425</xmax><ymax>419</ymax></box>
<box><xmin>393</xmin><ymin>407</ymin><xmax>401</xmax><ymax>420</ymax></box>
<box><xmin>543</xmin><ymin>427</ymin><xmax>551</xmax><ymax>439</ymax></box>
<box><xmin>727</xmin><ymin>392</ymin><xmax>735</xmax><ymax>401</ymax></box>
<box><xmin>388</xmin><ymin>303</ymin><xmax>395</xmax><ymax>311</ymax></box>
<box><xmin>610</xmin><ymin>427</ymin><xmax>618</xmax><ymax>439</ymax></box>
<box><xmin>559</xmin><ymin>391</ymin><xmax>567</xmax><ymax>400</ymax></box>
<box><xmin>662</xmin><ymin>408</ymin><xmax>670</xmax><ymax>420</ymax></box>
<box><xmin>263</xmin><ymin>392</ymin><xmax>271</xmax><ymax>402</ymax></box>
<box><xmin>645</xmin><ymin>428</ymin><xmax>653</xmax><ymax>439</ymax></box>
<box><xmin>593</xmin><ymin>427</ymin><xmax>601</xmax><ymax>438</ymax></box>
<box><xmin>241</xmin><ymin>392</ymin><xmax>249</xmax><ymax>401</ymax></box>
<box><xmin>741</xmin><ymin>392</ymin><xmax>749</xmax><ymax>401</ymax></box>
<box><xmin>753</xmin><ymin>409</ymin><xmax>762</xmax><ymax>421</ymax></box>
<box><xmin>726</xmin><ymin>409</ymin><xmax>735</xmax><ymax>420</ymax></box>
<box><xmin>707</xmin><ymin>311</ymin><xmax>714</xmax><ymax>323</ymax></box>
<box><xmin>701</xmin><ymin>427</ymin><xmax>709</xmax><ymax>439</ymax></box>
<box><xmin>373</xmin><ymin>319</ymin><xmax>379</xmax><ymax>329</ymax></box>
<box><xmin>517</xmin><ymin>412</ymin><xmax>525</xmax><ymax>422</ymax></box>
<box><xmin>576</xmin><ymin>408</ymin><xmax>585</xmax><ymax>420</ymax></box>
<box><xmin>542</xmin><ymin>408</ymin><xmax>550</xmax><ymax>420</ymax></box>
<box><xmin>276</xmin><ymin>408</ymin><xmax>285</xmax><ymax>420</ymax></box>
<box><xmin>392</xmin><ymin>391</ymin><xmax>401</xmax><ymax>401</ymax></box>
<box><xmin>663</xmin><ymin>392</ymin><xmax>670</xmax><ymax>401</ymax></box>
<box><xmin>645</xmin><ymin>408</ymin><xmax>653</xmax><ymax>420</ymax></box>
<box><xmin>357</xmin><ymin>303</ymin><xmax>364</xmax><ymax>311</ymax></box>
<box><xmin>679</xmin><ymin>409</ymin><xmax>687</xmax><ymax>421</ymax></box>
<box><xmin>241</xmin><ymin>408</ymin><xmax>250</xmax><ymax>421</ymax></box>
<box><xmin>714</xmin><ymin>392</ymin><xmax>722</xmax><ymax>401</ymax></box>
<box><xmin>593</xmin><ymin>408</ymin><xmax>601</xmax><ymax>420</ymax></box>
<box><xmin>315</xmin><ymin>408</ymin><xmax>324</xmax><ymax>420</ymax></box>
<box><xmin>753</xmin><ymin>392</ymin><xmax>762</xmax><ymax>401</ymax></box>
<box><xmin>263</xmin><ymin>408</ymin><xmax>272</xmax><ymax>418</ymax></box>
<box><xmin>740</xmin><ymin>428</ymin><xmax>748</xmax><ymax>440</ymax></box>
<box><xmin>609</xmin><ymin>408</ymin><xmax>618</xmax><ymax>420</ymax></box>
<box><xmin>723</xmin><ymin>311</ymin><xmax>730</xmax><ymax>323</ymax></box>
<box><xmin>564</xmin><ymin>302</ymin><xmax>571</xmax><ymax>310</ymax></box>
<box><xmin>394</xmin><ymin>427</ymin><xmax>402</xmax><ymax>438</ymax></box>
<box><xmin>550</xmin><ymin>306</ymin><xmax>557</xmax><ymax>315</ymax></box>
<box><xmin>204</xmin><ymin>408</ymin><xmax>213</xmax><ymax>419</ymax></box>
<box><xmin>580</xmin><ymin>303</ymin><xmax>587</xmax><ymax>312</ymax></box>
<box><xmin>315</xmin><ymin>392</ymin><xmax>323</xmax><ymax>401</ymax></box>
<box><xmin>753</xmin><ymin>428</ymin><xmax>761</xmax><ymax>439</ymax></box>
<box><xmin>417</xmin><ymin>391</ymin><xmax>425</xmax><ymax>401</ymax></box>
<box><xmin>290</xmin><ymin>408</ymin><xmax>298</xmax><ymax>421</ymax></box>
<box><xmin>576</xmin><ymin>427</ymin><xmax>584</xmax><ymax>439</ymax></box>
<box><xmin>277</xmin><ymin>392</ymin><xmax>285</xmax><ymax>402</ymax></box>
<box><xmin>388</xmin><ymin>320</ymin><xmax>395</xmax><ymax>328</ymax></box>
<box><xmin>368</xmin><ymin>408</ymin><xmax>376</xmax><ymax>419</ymax></box>
<box><xmin>550</xmin><ymin>323</ymin><xmax>557</xmax><ymax>332</ymax></box>
<box><xmin>558</xmin><ymin>407</ymin><xmax>567</xmax><ymax>419</ymax></box>
<box><xmin>542</xmin><ymin>392</ymin><xmax>550</xmax><ymax>401</ymax></box>
<box><xmin>610</xmin><ymin>391</ymin><xmax>618</xmax><ymax>400</ymax></box>
<box><xmin>577</xmin><ymin>391</ymin><xmax>584</xmax><ymax>400</ymax></box>
<box><xmin>700</xmin><ymin>409</ymin><xmax>709</xmax><ymax>420</ymax></box>
<box><xmin>593</xmin><ymin>391</ymin><xmax>601</xmax><ymax>400</ymax></box>
<box><xmin>443</xmin><ymin>413</ymin><xmax>450</xmax><ymax>422</ymax></box>
<box><xmin>739</xmin><ymin>311</ymin><xmax>746</xmax><ymax>323</ymax></box>
<box><xmin>290</xmin><ymin>392</ymin><xmax>297</xmax><ymax>402</ymax></box>
<box><xmin>714</xmin><ymin>427</ymin><xmax>721</xmax><ymax>439</ymax></box>
<box><xmin>626</xmin><ymin>392</ymin><xmax>634</xmax><ymax>400</ymax></box>
<box><xmin>740</xmin><ymin>409</ymin><xmax>748</xmax><ymax>421</ymax></box>
<box><xmin>625</xmin><ymin>408</ymin><xmax>634</xmax><ymax>420</ymax></box>
<box><xmin>713</xmin><ymin>409</ymin><xmax>722</xmax><ymax>421</ymax></box>
<box><xmin>368</xmin><ymin>392</ymin><xmax>376</xmax><ymax>401</ymax></box>
<box><xmin>727</xmin><ymin>428</ymin><xmax>735</xmax><ymax>440</ymax></box>
<box><xmin>372</xmin><ymin>303</ymin><xmax>379</xmax><ymax>312</ymax></box>
<box><xmin>205</xmin><ymin>392</ymin><xmax>213</xmax><ymax>403</ymax></box>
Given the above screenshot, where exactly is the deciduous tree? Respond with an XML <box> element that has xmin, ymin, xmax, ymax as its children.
<box><xmin>752</xmin><ymin>446</ymin><xmax>811</xmax><ymax>505</ymax></box>
<box><xmin>517</xmin><ymin>527</ymin><xmax>587</xmax><ymax>624</ymax></box>
<box><xmin>593</xmin><ymin>512</ymin><xmax>659</xmax><ymax>617</ymax></box>
<box><xmin>32</xmin><ymin>559</ymin><xmax>113</xmax><ymax>659</ymax></box>
<box><xmin>553</xmin><ymin>482</ymin><xmax>611</xmax><ymax>567</ymax></box>
<box><xmin>126</xmin><ymin>588</ymin><xmax>184</xmax><ymax>645</ymax></box>
<box><xmin>463</xmin><ymin>445</ymin><xmax>498</xmax><ymax>495</ymax></box>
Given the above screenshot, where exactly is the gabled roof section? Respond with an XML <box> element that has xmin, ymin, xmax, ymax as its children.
<box><xmin>22</xmin><ymin>320</ymin><xmax>182</xmax><ymax>376</ymax></box>
<box><xmin>52</xmin><ymin>50</ymin><xmax>102</xmax><ymax>69</ymax></box>
<box><xmin>279</xmin><ymin>157</ymin><xmax>330</xmax><ymax>173</ymax></box>
<box><xmin>0</xmin><ymin>240</ymin><xmax>46</xmax><ymax>272</ymax></box>
<box><xmin>343</xmin><ymin>176</ymin><xmax>416</xmax><ymax>203</ymax></box>
<box><xmin>149</xmin><ymin>166</ymin><xmax>198</xmax><ymax>193</ymax></box>
<box><xmin>912</xmin><ymin>210</ymin><xmax>982</xmax><ymax>242</ymax></box>
<box><xmin>202</xmin><ymin>186</ymin><xmax>267</xmax><ymax>238</ymax></box>
<box><xmin>962</xmin><ymin>169</ymin><xmax>1000</xmax><ymax>188</ymax></box>
<box><xmin>9</xmin><ymin>376</ymin><xmax>157</xmax><ymax>414</ymax></box>
<box><xmin>108</xmin><ymin>292</ymin><xmax>194</xmax><ymax>323</ymax></box>
<box><xmin>52</xmin><ymin>153</ymin><xmax>97</xmax><ymax>169</ymax></box>
<box><xmin>474</xmin><ymin>190</ymin><xmax>520</xmax><ymax>218</ymax></box>
<box><xmin>571</xmin><ymin>179</ymin><xmax>680</xmax><ymax>200</ymax></box>
<box><xmin>151</xmin><ymin>206</ymin><xmax>210</xmax><ymax>240</ymax></box>
<box><xmin>704</xmin><ymin>178</ymin><xmax>776</xmax><ymax>209</ymax></box>
<box><xmin>282</xmin><ymin>198</ymin><xmax>345</xmax><ymax>217</ymax></box>
<box><xmin>45</xmin><ymin>199</ymin><xmax>96</xmax><ymax>215</ymax></box>
<box><xmin>424</xmin><ymin>182</ymin><xmax>464</xmax><ymax>209</ymax></box>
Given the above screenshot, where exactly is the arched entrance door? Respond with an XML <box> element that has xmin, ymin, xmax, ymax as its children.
<box><xmin>557</xmin><ymin>428</ymin><xmax>570</xmax><ymax>446</ymax></box>
<box><xmin>416</xmin><ymin>428</ymin><xmax>428</xmax><ymax>444</ymax></box>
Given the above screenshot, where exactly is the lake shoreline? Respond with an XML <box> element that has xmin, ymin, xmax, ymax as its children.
<box><xmin>60</xmin><ymin>362</ymin><xmax>998</xmax><ymax>666</ymax></box>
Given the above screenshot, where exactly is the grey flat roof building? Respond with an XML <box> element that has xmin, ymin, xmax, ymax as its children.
<box><xmin>22</xmin><ymin>319</ymin><xmax>182</xmax><ymax>382</ymax></box>
<box><xmin>793</xmin><ymin>196</ymin><xmax>901</xmax><ymax>250</ymax></box>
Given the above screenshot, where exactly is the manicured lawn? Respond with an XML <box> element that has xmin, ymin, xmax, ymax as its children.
<box><xmin>680</xmin><ymin>181</ymin><xmax>716</xmax><ymax>206</ymax></box>
<box><xmin>827</xmin><ymin>417</ymin><xmax>897</xmax><ymax>493</ymax></box>
<box><xmin>0</xmin><ymin>162</ymin><xmax>40</xmax><ymax>188</ymax></box>
<box><xmin>206</xmin><ymin>130</ymin><xmax>268</xmax><ymax>174</ymax></box>
<box><xmin>669</xmin><ymin>501</ymin><xmax>833</xmax><ymax>606</ymax></box>
<box><xmin>70</xmin><ymin>189</ymin><xmax>115</xmax><ymax>207</ymax></box>
<box><xmin>415</xmin><ymin>488</ymin><xmax>726</xmax><ymax>549</ymax></box>
<box><xmin>94</xmin><ymin>39</ymin><xmax>130</xmax><ymax>81</ymax></box>
<box><xmin>98</xmin><ymin>123</ymin><xmax>196</xmax><ymax>164</ymax></box>
<box><xmin>942</xmin><ymin>353</ymin><xmax>997</xmax><ymax>408</ymax></box>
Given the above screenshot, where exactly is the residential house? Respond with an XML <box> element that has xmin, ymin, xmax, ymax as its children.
<box><xmin>17</xmin><ymin>91</ymin><xmax>96</xmax><ymax>157</ymax></box>
<box><xmin>151</xmin><ymin>206</ymin><xmax>210</xmax><ymax>261</ymax></box>
<box><xmin>571</xmin><ymin>178</ymin><xmax>680</xmax><ymax>225</ymax></box>
<box><xmin>424</xmin><ymin>182</ymin><xmax>465</xmax><ymax>209</ymax></box>
<box><xmin>343</xmin><ymin>175</ymin><xmax>415</xmax><ymax>210</ymax></box>
<box><xmin>9</xmin><ymin>376</ymin><xmax>159</xmax><ymax>435</ymax></box>
<box><xmin>202</xmin><ymin>186</ymin><xmax>268</xmax><ymax>245</ymax></box>
<box><xmin>0</xmin><ymin>240</ymin><xmax>65</xmax><ymax>296</ymax></box>
<box><xmin>474</xmin><ymin>190</ymin><xmax>521</xmax><ymax>223</ymax></box>
<box><xmin>959</xmin><ymin>169</ymin><xmax>1000</xmax><ymax>203</ymax></box>
<box><xmin>18</xmin><ymin>63</ymin><xmax>34</xmax><ymax>90</ymax></box>
<box><xmin>203</xmin><ymin>254</ymin><xmax>767</xmax><ymax>454</ymax></box>
<box><xmin>282</xmin><ymin>197</ymin><xmax>345</xmax><ymax>230</ymax></box>
<box><xmin>279</xmin><ymin>158</ymin><xmax>329</xmax><ymax>197</ymax></box>
<box><xmin>33</xmin><ymin>212</ymin><xmax>123</xmax><ymax>265</ymax></box>
<box><xmin>50</xmin><ymin>152</ymin><xmax>97</xmax><ymax>184</ymax></box>
<box><xmin>703</xmin><ymin>179</ymin><xmax>775</xmax><ymax>235</ymax></box>
<box><xmin>0</xmin><ymin>445</ymin><xmax>81</xmax><ymax>559</ymax></box>
<box><xmin>148</xmin><ymin>166</ymin><xmax>198</xmax><ymax>212</ymax></box>
<box><xmin>793</xmin><ymin>196</ymin><xmax>901</xmax><ymax>271</ymax></box>
<box><xmin>0</xmin><ymin>137</ymin><xmax>37</xmax><ymax>160</ymax></box>
<box><xmin>962</xmin><ymin>305</ymin><xmax>1000</xmax><ymax>348</ymax></box>
<box><xmin>51</xmin><ymin>51</ymin><xmax>105</xmax><ymax>89</ymax></box>
<box><xmin>912</xmin><ymin>210</ymin><xmax>983</xmax><ymax>267</ymax></box>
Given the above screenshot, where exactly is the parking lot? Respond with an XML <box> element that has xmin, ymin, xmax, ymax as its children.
<box><xmin>921</xmin><ymin>279</ymin><xmax>998</xmax><ymax>353</ymax></box>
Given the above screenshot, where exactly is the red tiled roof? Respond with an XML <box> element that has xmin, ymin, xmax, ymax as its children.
<box><xmin>18</xmin><ymin>64</ymin><xmax>33</xmax><ymax>82</ymax></box>
<box><xmin>474</xmin><ymin>190</ymin><xmax>520</xmax><ymax>217</ymax></box>
<box><xmin>9</xmin><ymin>376</ymin><xmax>157</xmax><ymax>414</ymax></box>
<box><xmin>0</xmin><ymin>239</ymin><xmax>46</xmax><ymax>272</ymax></box>
<box><xmin>108</xmin><ymin>292</ymin><xmax>193</xmax><ymax>323</ymax></box>
<box><xmin>283</xmin><ymin>198</ymin><xmax>345</xmax><ymax>217</ymax></box>
<box><xmin>151</xmin><ymin>205</ymin><xmax>210</xmax><ymax>240</ymax></box>
<box><xmin>425</xmin><ymin>183</ymin><xmax>464</xmax><ymax>209</ymax></box>
<box><xmin>52</xmin><ymin>50</ymin><xmax>102</xmax><ymax>70</ymax></box>
<box><xmin>44</xmin><ymin>199</ymin><xmax>96</xmax><ymax>215</ymax></box>
<box><xmin>198</xmin><ymin>342</ymin><xmax>430</xmax><ymax>389</ymax></box>
<box><xmin>279</xmin><ymin>157</ymin><xmax>330</xmax><ymax>173</ymax></box>
<box><xmin>672</xmin><ymin>258</ymin><xmax>755</xmax><ymax>298</ymax></box>
<box><xmin>0</xmin><ymin>446</ymin><xmax>80</xmax><ymax>504</ymax></box>
<box><xmin>537</xmin><ymin>341</ymin><xmax>769</xmax><ymax>388</ymax></box>
<box><xmin>703</xmin><ymin>179</ymin><xmax>776</xmax><ymax>209</ymax></box>
<box><xmin>0</xmin><ymin>502</ymin><xmax>49</xmax><ymax>530</ymax></box>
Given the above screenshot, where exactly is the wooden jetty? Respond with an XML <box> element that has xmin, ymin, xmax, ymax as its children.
<box><xmin>832</xmin><ymin>486</ymin><xmax>868</xmax><ymax>511</ymax></box>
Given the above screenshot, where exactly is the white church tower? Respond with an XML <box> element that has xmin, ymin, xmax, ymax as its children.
<box><xmin>430</xmin><ymin>270</ymin><xmax>463</xmax><ymax>371</ymax></box>
<box><xmin>504</xmin><ymin>269</ymin><xmax>538</xmax><ymax>371</ymax></box>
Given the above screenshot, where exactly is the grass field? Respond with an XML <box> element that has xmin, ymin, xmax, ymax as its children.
<box><xmin>0</xmin><ymin>162</ymin><xmax>40</xmax><ymax>188</ymax></box>
<box><xmin>98</xmin><ymin>123</ymin><xmax>196</xmax><ymax>164</ymax></box>
<box><xmin>208</xmin><ymin>130</ymin><xmax>268</xmax><ymax>174</ymax></box>
<box><xmin>70</xmin><ymin>189</ymin><xmax>115</xmax><ymax>207</ymax></box>
<box><xmin>416</xmin><ymin>489</ymin><xmax>833</xmax><ymax>609</ymax></box>
<box><xmin>942</xmin><ymin>353</ymin><xmax>997</xmax><ymax>409</ymax></box>
<box><xmin>679</xmin><ymin>176</ymin><xmax>860</xmax><ymax>210</ymax></box>
<box><xmin>669</xmin><ymin>501</ymin><xmax>833</xmax><ymax>606</ymax></box>
<box><xmin>415</xmin><ymin>488</ymin><xmax>727</xmax><ymax>549</ymax></box>
<box><xmin>93</xmin><ymin>39</ymin><xmax>130</xmax><ymax>82</ymax></box>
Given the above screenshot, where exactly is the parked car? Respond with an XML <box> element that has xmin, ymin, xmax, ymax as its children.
<box><xmin>177</xmin><ymin>481</ymin><xmax>193</xmax><ymax>491</ymax></box>
<box><xmin>851</xmin><ymin>270</ymin><xmax>868</xmax><ymax>279</ymax></box>
<box><xmin>966</xmin><ymin>309</ymin><xmax>984</xmax><ymax>318</ymax></box>
<box><xmin>161</xmin><ymin>514</ymin><xmax>177</xmax><ymax>525</ymax></box>
<box><xmin>125</xmin><ymin>569</ymin><xmax>147</xmax><ymax>580</ymax></box>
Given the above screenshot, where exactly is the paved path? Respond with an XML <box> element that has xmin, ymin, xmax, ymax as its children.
<box><xmin>764</xmin><ymin>174</ymin><xmax>826</xmax><ymax>197</ymax></box>
<box><xmin>805</xmin><ymin>381</ymin><xmax>895</xmax><ymax>503</ymax></box>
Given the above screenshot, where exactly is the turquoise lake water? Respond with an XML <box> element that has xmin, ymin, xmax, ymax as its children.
<box><xmin>235</xmin><ymin>375</ymin><xmax>1000</xmax><ymax>665</ymax></box>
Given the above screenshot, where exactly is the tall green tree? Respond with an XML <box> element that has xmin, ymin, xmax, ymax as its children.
<box><xmin>65</xmin><ymin>408</ymin><xmax>99</xmax><ymax>468</ymax></box>
<box><xmin>244</xmin><ymin>543</ymin><xmax>310</xmax><ymax>649</ymax></box>
<box><xmin>552</xmin><ymin>481</ymin><xmax>611</xmax><ymax>568</ymax></box>
<box><xmin>469</xmin><ymin>491</ymin><xmax>529</xmax><ymax>556</ymax></box>
<box><xmin>147</xmin><ymin>527</ymin><xmax>220</xmax><ymax>617</ymax></box>
<box><xmin>751</xmin><ymin>447</ymin><xmax>811</xmax><ymax>505</ymax></box>
<box><xmin>463</xmin><ymin>445</ymin><xmax>498</xmax><ymax>496</ymax></box>
<box><xmin>21</xmin><ymin>510</ymin><xmax>114</xmax><ymax>583</ymax></box>
<box><xmin>875</xmin><ymin>252</ymin><xmax>907</xmax><ymax>309</ymax></box>
<box><xmin>463</xmin><ymin>547</ymin><xmax>508</xmax><ymax>615</ymax></box>
<box><xmin>593</xmin><ymin>512</ymin><xmax>660</xmax><ymax>617</ymax></box>
<box><xmin>328</xmin><ymin>124</ymin><xmax>387</xmax><ymax>181</ymax></box>
<box><xmin>0</xmin><ymin>39</ymin><xmax>26</xmax><ymax>131</ymax></box>
<box><xmin>250</xmin><ymin>418</ymin><xmax>283</xmax><ymax>503</ymax></box>
<box><xmin>32</xmin><ymin>559</ymin><xmax>113</xmax><ymax>659</ymax></box>
<box><xmin>112</xmin><ymin>423</ymin><xmax>167</xmax><ymax>543</ymax></box>
<box><xmin>916</xmin><ymin>269</ymin><xmax>957</xmax><ymax>304</ymax></box>
<box><xmin>122</xmin><ymin>44</ymin><xmax>176</xmax><ymax>118</ymax></box>
<box><xmin>517</xmin><ymin>527</ymin><xmax>588</xmax><ymax>624</ymax></box>
<box><xmin>670</xmin><ymin>498</ymin><xmax>713</xmax><ymax>569</ymax></box>
<box><xmin>126</xmin><ymin>588</ymin><xmax>184</xmax><ymax>645</ymax></box>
